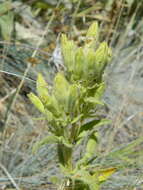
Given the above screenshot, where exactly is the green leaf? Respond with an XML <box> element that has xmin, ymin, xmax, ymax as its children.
<box><xmin>59</xmin><ymin>136</ymin><xmax>73</xmax><ymax>148</ymax></box>
<box><xmin>86</xmin><ymin>22</ymin><xmax>99</xmax><ymax>40</ymax></box>
<box><xmin>76</xmin><ymin>131</ymin><xmax>87</xmax><ymax>146</ymax></box>
<box><xmin>97</xmin><ymin>168</ymin><xmax>116</xmax><ymax>183</ymax></box>
<box><xmin>77</xmin><ymin>132</ymin><xmax>98</xmax><ymax>166</ymax></box>
<box><xmin>28</xmin><ymin>93</ymin><xmax>45</xmax><ymax>113</ymax></box>
<box><xmin>32</xmin><ymin>135</ymin><xmax>59</xmax><ymax>153</ymax></box>
<box><xmin>94</xmin><ymin>42</ymin><xmax>112</xmax><ymax>74</ymax></box>
<box><xmin>45</xmin><ymin>95</ymin><xmax>61</xmax><ymax>117</ymax></box>
<box><xmin>95</xmin><ymin>42</ymin><xmax>108</xmax><ymax>63</ymax></box>
<box><xmin>94</xmin><ymin>83</ymin><xmax>105</xmax><ymax>99</ymax></box>
<box><xmin>79</xmin><ymin>119</ymin><xmax>110</xmax><ymax>135</ymax></box>
<box><xmin>45</xmin><ymin>109</ymin><xmax>54</xmax><ymax>122</ymax></box>
<box><xmin>61</xmin><ymin>34</ymin><xmax>76</xmax><ymax>72</ymax></box>
<box><xmin>74</xmin><ymin>47</ymin><xmax>84</xmax><ymax>80</ymax></box>
<box><xmin>83</xmin><ymin>48</ymin><xmax>96</xmax><ymax>78</ymax></box>
<box><xmin>54</xmin><ymin>72</ymin><xmax>70</xmax><ymax>112</ymax></box>
<box><xmin>67</xmin><ymin>84</ymin><xmax>81</xmax><ymax>114</ymax></box>
<box><xmin>89</xmin><ymin>167</ymin><xmax>116</xmax><ymax>184</ymax></box>
<box><xmin>95</xmin><ymin>119</ymin><xmax>111</xmax><ymax>127</ymax></box>
<box><xmin>85</xmin><ymin>22</ymin><xmax>99</xmax><ymax>50</ymax></box>
<box><xmin>84</xmin><ymin>97</ymin><xmax>104</xmax><ymax>105</ymax></box>
<box><xmin>85</xmin><ymin>83</ymin><xmax>105</xmax><ymax>106</ymax></box>
<box><xmin>77</xmin><ymin>119</ymin><xmax>111</xmax><ymax>145</ymax></box>
<box><xmin>85</xmin><ymin>132</ymin><xmax>98</xmax><ymax>158</ymax></box>
<box><xmin>36</xmin><ymin>73</ymin><xmax>49</xmax><ymax>103</ymax></box>
<box><xmin>71</xmin><ymin>114</ymin><xmax>83</xmax><ymax>124</ymax></box>
<box><xmin>72</xmin><ymin>170</ymin><xmax>100</xmax><ymax>190</ymax></box>
<box><xmin>73</xmin><ymin>170</ymin><xmax>92</xmax><ymax>184</ymax></box>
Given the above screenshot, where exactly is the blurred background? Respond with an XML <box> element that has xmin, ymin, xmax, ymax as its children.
<box><xmin>0</xmin><ymin>0</ymin><xmax>143</xmax><ymax>189</ymax></box>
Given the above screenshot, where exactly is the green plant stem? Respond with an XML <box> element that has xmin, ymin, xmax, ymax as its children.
<box><xmin>57</xmin><ymin>144</ymin><xmax>73</xmax><ymax>171</ymax></box>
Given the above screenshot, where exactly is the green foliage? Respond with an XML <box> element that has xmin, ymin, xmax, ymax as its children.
<box><xmin>28</xmin><ymin>93</ymin><xmax>45</xmax><ymax>114</ymax></box>
<box><xmin>29</xmin><ymin>22</ymin><xmax>114</xmax><ymax>189</ymax></box>
<box><xmin>61</xmin><ymin>24</ymin><xmax>111</xmax><ymax>86</ymax></box>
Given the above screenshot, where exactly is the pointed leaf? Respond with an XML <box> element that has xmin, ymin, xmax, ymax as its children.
<box><xmin>95</xmin><ymin>42</ymin><xmax>109</xmax><ymax>64</ymax></box>
<box><xmin>54</xmin><ymin>72</ymin><xmax>70</xmax><ymax>109</ymax></box>
<box><xmin>45</xmin><ymin>95</ymin><xmax>58</xmax><ymax>115</ymax></box>
<box><xmin>98</xmin><ymin>168</ymin><xmax>116</xmax><ymax>182</ymax></box>
<box><xmin>59</xmin><ymin>136</ymin><xmax>73</xmax><ymax>148</ymax></box>
<box><xmin>36</xmin><ymin>73</ymin><xmax>49</xmax><ymax>103</ymax></box>
<box><xmin>61</xmin><ymin>34</ymin><xmax>76</xmax><ymax>72</ymax></box>
<box><xmin>71</xmin><ymin>114</ymin><xmax>83</xmax><ymax>124</ymax></box>
<box><xmin>28</xmin><ymin>93</ymin><xmax>45</xmax><ymax>113</ymax></box>
<box><xmin>73</xmin><ymin>170</ymin><xmax>92</xmax><ymax>184</ymax></box>
<box><xmin>74</xmin><ymin>47</ymin><xmax>84</xmax><ymax>80</ymax></box>
<box><xmin>94</xmin><ymin>42</ymin><xmax>112</xmax><ymax>74</ymax></box>
<box><xmin>85</xmin><ymin>97</ymin><xmax>104</xmax><ymax>105</ymax></box>
<box><xmin>86</xmin><ymin>22</ymin><xmax>99</xmax><ymax>50</ymax></box>
<box><xmin>84</xmin><ymin>48</ymin><xmax>96</xmax><ymax>78</ymax></box>
<box><xmin>94</xmin><ymin>83</ymin><xmax>105</xmax><ymax>100</ymax></box>
<box><xmin>85</xmin><ymin>132</ymin><xmax>98</xmax><ymax>158</ymax></box>
<box><xmin>86</xmin><ymin>22</ymin><xmax>99</xmax><ymax>39</ymax></box>
<box><xmin>45</xmin><ymin>109</ymin><xmax>54</xmax><ymax>122</ymax></box>
<box><xmin>76</xmin><ymin>131</ymin><xmax>87</xmax><ymax>145</ymax></box>
<box><xmin>67</xmin><ymin>84</ymin><xmax>80</xmax><ymax>114</ymax></box>
<box><xmin>72</xmin><ymin>170</ymin><xmax>99</xmax><ymax>190</ymax></box>
<box><xmin>79</xmin><ymin>119</ymin><xmax>110</xmax><ymax>134</ymax></box>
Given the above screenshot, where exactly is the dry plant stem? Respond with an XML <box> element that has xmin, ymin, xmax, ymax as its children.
<box><xmin>0</xmin><ymin>70</ymin><xmax>36</xmax><ymax>83</ymax></box>
<box><xmin>109</xmin><ymin>0</ymin><xmax>124</xmax><ymax>46</ymax></box>
<box><xmin>0</xmin><ymin>89</ymin><xmax>16</xmax><ymax>103</ymax></box>
<box><xmin>0</xmin><ymin>162</ymin><xmax>20</xmax><ymax>190</ymax></box>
